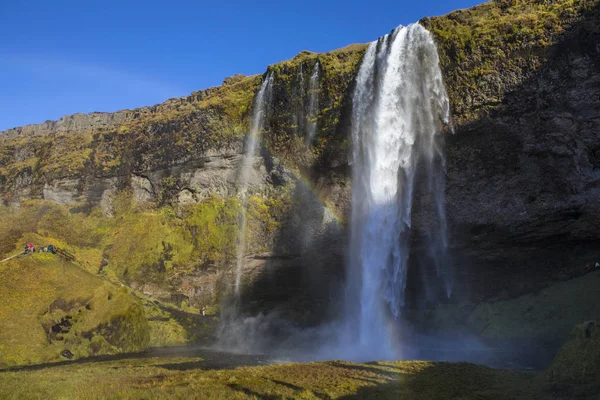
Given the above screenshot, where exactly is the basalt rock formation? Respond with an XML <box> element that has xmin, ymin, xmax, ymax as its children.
<box><xmin>1</xmin><ymin>0</ymin><xmax>599</xmax><ymax>339</ymax></box>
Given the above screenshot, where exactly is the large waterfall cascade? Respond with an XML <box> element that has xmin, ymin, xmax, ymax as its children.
<box><xmin>222</xmin><ymin>24</ymin><xmax>450</xmax><ymax>361</ymax></box>
<box><xmin>346</xmin><ymin>23</ymin><xmax>451</xmax><ymax>357</ymax></box>
<box><xmin>234</xmin><ymin>73</ymin><xmax>274</xmax><ymax>297</ymax></box>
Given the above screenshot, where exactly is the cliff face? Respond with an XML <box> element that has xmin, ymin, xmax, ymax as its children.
<box><xmin>428</xmin><ymin>0</ymin><xmax>600</xmax><ymax>301</ymax></box>
<box><xmin>1</xmin><ymin>0</ymin><xmax>599</xmax><ymax>317</ymax></box>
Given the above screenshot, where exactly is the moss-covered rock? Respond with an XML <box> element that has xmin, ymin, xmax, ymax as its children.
<box><xmin>423</xmin><ymin>0</ymin><xmax>599</xmax><ymax>124</ymax></box>
<box><xmin>546</xmin><ymin>321</ymin><xmax>600</xmax><ymax>384</ymax></box>
<box><xmin>147</xmin><ymin>318</ymin><xmax>188</xmax><ymax>348</ymax></box>
<box><xmin>466</xmin><ymin>272</ymin><xmax>600</xmax><ymax>345</ymax></box>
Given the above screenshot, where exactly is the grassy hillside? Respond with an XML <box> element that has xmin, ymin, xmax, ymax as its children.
<box><xmin>0</xmin><ymin>255</ymin><xmax>148</xmax><ymax>367</ymax></box>
<box><xmin>0</xmin><ymin>192</ymin><xmax>288</xmax><ymax>295</ymax></box>
<box><xmin>547</xmin><ymin>320</ymin><xmax>600</xmax><ymax>385</ymax></box>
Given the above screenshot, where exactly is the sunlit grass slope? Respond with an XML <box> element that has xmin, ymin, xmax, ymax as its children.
<box><xmin>0</xmin><ymin>255</ymin><xmax>148</xmax><ymax>367</ymax></box>
<box><xmin>0</xmin><ymin>358</ymin><xmax>540</xmax><ymax>400</ymax></box>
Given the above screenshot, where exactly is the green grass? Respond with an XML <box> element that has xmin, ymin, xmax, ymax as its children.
<box><xmin>0</xmin><ymin>358</ymin><xmax>543</xmax><ymax>400</ymax></box>
<box><xmin>0</xmin><ymin>256</ymin><xmax>148</xmax><ymax>367</ymax></box>
<box><xmin>0</xmin><ymin>191</ymin><xmax>290</xmax><ymax>290</ymax></box>
<box><xmin>546</xmin><ymin>320</ymin><xmax>600</xmax><ymax>384</ymax></box>
<box><xmin>467</xmin><ymin>272</ymin><xmax>600</xmax><ymax>344</ymax></box>
<box><xmin>0</xmin><ymin>188</ymin><xmax>297</xmax><ymax>361</ymax></box>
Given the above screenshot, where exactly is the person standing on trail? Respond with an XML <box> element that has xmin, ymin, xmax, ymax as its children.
<box><xmin>201</xmin><ymin>306</ymin><xmax>206</xmax><ymax>316</ymax></box>
<box><xmin>595</xmin><ymin>262</ymin><xmax>600</xmax><ymax>270</ymax></box>
<box><xmin>28</xmin><ymin>243</ymin><xmax>35</xmax><ymax>253</ymax></box>
<box><xmin>23</xmin><ymin>244</ymin><xmax>29</xmax><ymax>254</ymax></box>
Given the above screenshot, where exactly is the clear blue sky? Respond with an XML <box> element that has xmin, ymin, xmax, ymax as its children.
<box><xmin>0</xmin><ymin>0</ymin><xmax>483</xmax><ymax>131</ymax></box>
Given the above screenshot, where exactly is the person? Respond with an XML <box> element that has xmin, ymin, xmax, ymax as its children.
<box><xmin>47</xmin><ymin>244</ymin><xmax>56</xmax><ymax>254</ymax></box>
<box><xmin>39</xmin><ymin>246</ymin><xmax>45</xmax><ymax>253</ymax></box>
<box><xmin>595</xmin><ymin>262</ymin><xmax>600</xmax><ymax>270</ymax></box>
<box><xmin>29</xmin><ymin>243</ymin><xmax>35</xmax><ymax>253</ymax></box>
<box><xmin>201</xmin><ymin>306</ymin><xmax>206</xmax><ymax>316</ymax></box>
<box><xmin>585</xmin><ymin>264</ymin><xmax>593</xmax><ymax>273</ymax></box>
<box><xmin>23</xmin><ymin>244</ymin><xmax>29</xmax><ymax>255</ymax></box>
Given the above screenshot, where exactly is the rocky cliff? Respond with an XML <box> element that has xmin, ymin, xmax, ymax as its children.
<box><xmin>1</xmin><ymin>0</ymin><xmax>599</xmax><ymax>330</ymax></box>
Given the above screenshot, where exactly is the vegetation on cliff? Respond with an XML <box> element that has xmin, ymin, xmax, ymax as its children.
<box><xmin>0</xmin><ymin>41</ymin><xmax>366</xmax><ymax>196</ymax></box>
<box><xmin>0</xmin><ymin>188</ymin><xmax>289</xmax><ymax>291</ymax></box>
<box><xmin>0</xmin><ymin>0</ymin><xmax>597</xmax><ymax>189</ymax></box>
<box><xmin>0</xmin><ymin>196</ymin><xmax>237</xmax><ymax>365</ymax></box>
<box><xmin>424</xmin><ymin>0</ymin><xmax>599</xmax><ymax>123</ymax></box>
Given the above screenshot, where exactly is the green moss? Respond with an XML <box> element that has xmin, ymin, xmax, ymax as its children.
<box><xmin>546</xmin><ymin>321</ymin><xmax>600</xmax><ymax>384</ymax></box>
<box><xmin>37</xmin><ymin>133</ymin><xmax>94</xmax><ymax>178</ymax></box>
<box><xmin>0</xmin><ymin>194</ymin><xmax>246</xmax><ymax>289</ymax></box>
<box><xmin>181</xmin><ymin>196</ymin><xmax>241</xmax><ymax>265</ymax></box>
<box><xmin>0</xmin><ymin>256</ymin><xmax>149</xmax><ymax>367</ymax></box>
<box><xmin>147</xmin><ymin>319</ymin><xmax>188</xmax><ymax>348</ymax></box>
<box><xmin>466</xmin><ymin>272</ymin><xmax>600</xmax><ymax>344</ymax></box>
<box><xmin>105</xmin><ymin>209</ymin><xmax>195</xmax><ymax>284</ymax></box>
<box><xmin>424</xmin><ymin>0</ymin><xmax>598</xmax><ymax>122</ymax></box>
<box><xmin>263</xmin><ymin>44</ymin><xmax>367</xmax><ymax>169</ymax></box>
<box><xmin>0</xmin><ymin>132</ymin><xmax>94</xmax><ymax>189</ymax></box>
<box><xmin>245</xmin><ymin>191</ymin><xmax>292</xmax><ymax>254</ymax></box>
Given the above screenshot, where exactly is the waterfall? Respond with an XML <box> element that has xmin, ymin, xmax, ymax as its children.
<box><xmin>234</xmin><ymin>73</ymin><xmax>273</xmax><ymax>297</ymax></box>
<box><xmin>346</xmin><ymin>24</ymin><xmax>450</xmax><ymax>357</ymax></box>
<box><xmin>293</xmin><ymin>65</ymin><xmax>306</xmax><ymax>137</ymax></box>
<box><xmin>306</xmin><ymin>61</ymin><xmax>320</xmax><ymax>143</ymax></box>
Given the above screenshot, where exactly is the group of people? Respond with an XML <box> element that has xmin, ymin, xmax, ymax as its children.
<box><xmin>23</xmin><ymin>243</ymin><xmax>56</xmax><ymax>255</ymax></box>
<box><xmin>584</xmin><ymin>261</ymin><xmax>600</xmax><ymax>273</ymax></box>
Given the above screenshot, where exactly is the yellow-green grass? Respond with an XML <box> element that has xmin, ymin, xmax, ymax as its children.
<box><xmin>0</xmin><ymin>191</ymin><xmax>289</xmax><ymax>289</ymax></box>
<box><xmin>0</xmin><ymin>255</ymin><xmax>148</xmax><ymax>367</ymax></box>
<box><xmin>0</xmin><ymin>358</ymin><xmax>541</xmax><ymax>400</ymax></box>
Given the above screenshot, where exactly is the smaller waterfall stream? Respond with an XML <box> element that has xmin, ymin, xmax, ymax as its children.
<box><xmin>306</xmin><ymin>61</ymin><xmax>320</xmax><ymax>143</ymax></box>
<box><xmin>234</xmin><ymin>73</ymin><xmax>273</xmax><ymax>297</ymax></box>
<box><xmin>293</xmin><ymin>65</ymin><xmax>306</xmax><ymax>137</ymax></box>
